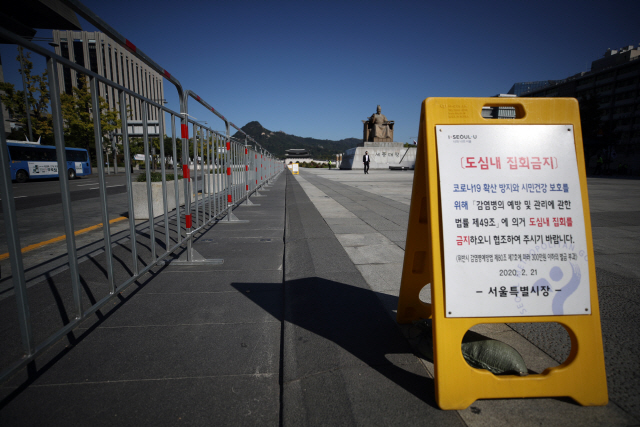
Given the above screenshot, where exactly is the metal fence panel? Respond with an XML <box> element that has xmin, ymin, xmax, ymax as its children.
<box><xmin>0</xmin><ymin>16</ymin><xmax>281</xmax><ymax>382</ymax></box>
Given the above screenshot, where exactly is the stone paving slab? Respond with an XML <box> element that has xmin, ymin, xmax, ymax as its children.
<box><xmin>343</xmin><ymin>243</ymin><xmax>405</xmax><ymax>265</ymax></box>
<box><xmin>1</xmin><ymin>375</ymin><xmax>279</xmax><ymax>427</ymax></box>
<box><xmin>326</xmin><ymin>223</ymin><xmax>377</xmax><ymax>235</ymax></box>
<box><xmin>323</xmin><ymin>217</ymin><xmax>366</xmax><ymax>226</ymax></box>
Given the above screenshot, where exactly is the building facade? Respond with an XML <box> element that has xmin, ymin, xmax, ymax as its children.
<box><xmin>521</xmin><ymin>45</ymin><xmax>640</xmax><ymax>170</ymax></box>
<box><xmin>285</xmin><ymin>149</ymin><xmax>311</xmax><ymax>163</ymax></box>
<box><xmin>507</xmin><ymin>81</ymin><xmax>560</xmax><ymax>96</ymax></box>
<box><xmin>51</xmin><ymin>30</ymin><xmax>164</xmax><ymax>121</ymax></box>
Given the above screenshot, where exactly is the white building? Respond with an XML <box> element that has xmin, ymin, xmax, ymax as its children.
<box><xmin>51</xmin><ymin>30</ymin><xmax>164</xmax><ymax>122</ymax></box>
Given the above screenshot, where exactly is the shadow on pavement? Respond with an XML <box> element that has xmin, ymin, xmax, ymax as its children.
<box><xmin>232</xmin><ymin>277</ymin><xmax>439</xmax><ymax>409</ymax></box>
<box><xmin>0</xmin><ymin>267</ymin><xmax>159</xmax><ymax>410</ymax></box>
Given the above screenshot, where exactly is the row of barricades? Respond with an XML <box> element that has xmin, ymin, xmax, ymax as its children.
<box><xmin>179</xmin><ymin>122</ymin><xmax>282</xmax><ymax>261</ymax></box>
<box><xmin>0</xmin><ymin>0</ymin><xmax>284</xmax><ymax>382</ymax></box>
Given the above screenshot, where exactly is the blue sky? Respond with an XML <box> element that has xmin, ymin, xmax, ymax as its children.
<box><xmin>1</xmin><ymin>0</ymin><xmax>638</xmax><ymax>143</ymax></box>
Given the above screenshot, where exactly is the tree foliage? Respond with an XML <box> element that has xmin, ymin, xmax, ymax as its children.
<box><xmin>60</xmin><ymin>77</ymin><xmax>121</xmax><ymax>163</ymax></box>
<box><xmin>0</xmin><ymin>49</ymin><xmax>52</xmax><ymax>143</ymax></box>
<box><xmin>128</xmin><ymin>136</ymin><xmax>183</xmax><ymax>169</ymax></box>
<box><xmin>0</xmin><ymin>49</ymin><xmax>124</xmax><ymax>165</ymax></box>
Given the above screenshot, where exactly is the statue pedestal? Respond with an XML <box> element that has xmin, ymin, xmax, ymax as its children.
<box><xmin>339</xmin><ymin>143</ymin><xmax>417</xmax><ymax>170</ymax></box>
<box><xmin>358</xmin><ymin>141</ymin><xmax>405</xmax><ymax>148</ymax></box>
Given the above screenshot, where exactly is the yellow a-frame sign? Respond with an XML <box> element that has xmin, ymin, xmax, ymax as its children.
<box><xmin>397</xmin><ymin>97</ymin><xmax>608</xmax><ymax>410</ymax></box>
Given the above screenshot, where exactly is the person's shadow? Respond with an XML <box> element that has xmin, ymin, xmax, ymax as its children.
<box><xmin>232</xmin><ymin>276</ymin><xmax>439</xmax><ymax>408</ymax></box>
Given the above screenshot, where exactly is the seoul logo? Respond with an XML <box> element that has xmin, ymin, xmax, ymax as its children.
<box><xmin>549</xmin><ymin>263</ymin><xmax>582</xmax><ymax>315</ymax></box>
<box><xmin>448</xmin><ymin>134</ymin><xmax>478</xmax><ymax>141</ymax></box>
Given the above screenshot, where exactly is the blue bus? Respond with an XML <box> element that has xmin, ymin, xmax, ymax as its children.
<box><xmin>6</xmin><ymin>141</ymin><xmax>92</xmax><ymax>183</ymax></box>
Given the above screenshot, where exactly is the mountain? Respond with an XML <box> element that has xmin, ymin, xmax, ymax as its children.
<box><xmin>232</xmin><ymin>121</ymin><xmax>360</xmax><ymax>160</ymax></box>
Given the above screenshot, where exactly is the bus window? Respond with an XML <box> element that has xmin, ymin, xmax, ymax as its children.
<box><xmin>35</xmin><ymin>147</ymin><xmax>56</xmax><ymax>161</ymax></box>
<box><xmin>9</xmin><ymin>145</ymin><xmax>57</xmax><ymax>161</ymax></box>
<box><xmin>65</xmin><ymin>149</ymin><xmax>88</xmax><ymax>163</ymax></box>
<box><xmin>8</xmin><ymin>145</ymin><xmax>34</xmax><ymax>161</ymax></box>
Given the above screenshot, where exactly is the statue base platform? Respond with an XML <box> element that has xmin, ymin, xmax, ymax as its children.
<box><xmin>358</xmin><ymin>141</ymin><xmax>405</xmax><ymax>148</ymax></box>
<box><xmin>339</xmin><ymin>143</ymin><xmax>417</xmax><ymax>170</ymax></box>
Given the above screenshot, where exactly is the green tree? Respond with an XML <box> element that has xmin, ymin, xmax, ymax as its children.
<box><xmin>164</xmin><ymin>135</ymin><xmax>182</xmax><ymax>164</ymax></box>
<box><xmin>127</xmin><ymin>137</ymin><xmax>144</xmax><ymax>163</ymax></box>
<box><xmin>0</xmin><ymin>49</ymin><xmax>52</xmax><ymax>143</ymax></box>
<box><xmin>60</xmin><ymin>77</ymin><xmax>121</xmax><ymax>164</ymax></box>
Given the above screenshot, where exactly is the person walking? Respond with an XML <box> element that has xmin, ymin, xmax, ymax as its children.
<box><xmin>363</xmin><ymin>151</ymin><xmax>370</xmax><ymax>174</ymax></box>
<box><xmin>594</xmin><ymin>155</ymin><xmax>603</xmax><ymax>175</ymax></box>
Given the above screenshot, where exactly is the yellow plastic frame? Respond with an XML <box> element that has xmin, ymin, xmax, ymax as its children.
<box><xmin>397</xmin><ymin>97</ymin><xmax>608</xmax><ymax>410</ymax></box>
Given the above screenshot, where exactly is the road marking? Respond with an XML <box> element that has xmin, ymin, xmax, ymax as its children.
<box><xmin>76</xmin><ymin>183</ymin><xmax>99</xmax><ymax>187</ymax></box>
<box><xmin>0</xmin><ymin>216</ymin><xmax>128</xmax><ymax>261</ymax></box>
<box><xmin>88</xmin><ymin>184</ymin><xmax>124</xmax><ymax>190</ymax></box>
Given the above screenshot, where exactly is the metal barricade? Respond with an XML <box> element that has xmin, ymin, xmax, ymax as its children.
<box><xmin>0</xmin><ymin>2</ymin><xmax>281</xmax><ymax>383</ymax></box>
<box><xmin>175</xmin><ymin>91</ymin><xmax>282</xmax><ymax>262</ymax></box>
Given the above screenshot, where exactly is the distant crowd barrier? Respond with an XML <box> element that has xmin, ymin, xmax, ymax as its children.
<box><xmin>0</xmin><ymin>0</ymin><xmax>283</xmax><ymax>383</ymax></box>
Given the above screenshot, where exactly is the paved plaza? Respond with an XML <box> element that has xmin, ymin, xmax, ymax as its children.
<box><xmin>294</xmin><ymin>168</ymin><xmax>639</xmax><ymax>426</ymax></box>
<box><xmin>0</xmin><ymin>168</ymin><xmax>638</xmax><ymax>426</ymax></box>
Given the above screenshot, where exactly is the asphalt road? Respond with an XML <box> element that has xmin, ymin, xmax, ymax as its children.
<box><xmin>0</xmin><ymin>173</ymin><xmax>132</xmax><ymax>250</ymax></box>
<box><xmin>1</xmin><ymin>175</ymin><xmax>128</xmax><ymax>212</ymax></box>
<box><xmin>0</xmin><ymin>170</ymin><xmax>240</xmax><ymax>289</ymax></box>
<box><xmin>0</xmin><ymin>170</ymin><xmax>211</xmax><ymax>250</ymax></box>
<box><xmin>0</xmin><ymin>173</ymin><xmax>137</xmax><ymax>290</ymax></box>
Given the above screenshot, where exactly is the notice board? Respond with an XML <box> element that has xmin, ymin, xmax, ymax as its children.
<box><xmin>437</xmin><ymin>124</ymin><xmax>590</xmax><ymax>318</ymax></box>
